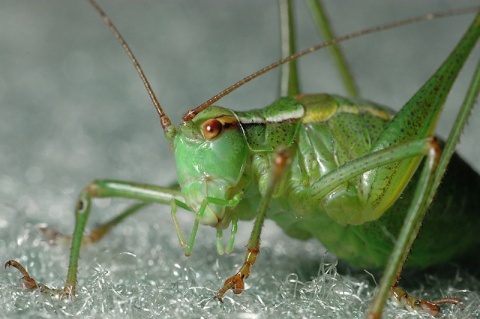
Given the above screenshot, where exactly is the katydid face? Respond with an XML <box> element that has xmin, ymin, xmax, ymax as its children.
<box><xmin>174</xmin><ymin>106</ymin><xmax>248</xmax><ymax>228</ymax></box>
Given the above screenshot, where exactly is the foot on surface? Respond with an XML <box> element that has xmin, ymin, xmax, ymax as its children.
<box><xmin>5</xmin><ymin>260</ymin><xmax>69</xmax><ymax>297</ymax></box>
<box><xmin>392</xmin><ymin>286</ymin><xmax>461</xmax><ymax>316</ymax></box>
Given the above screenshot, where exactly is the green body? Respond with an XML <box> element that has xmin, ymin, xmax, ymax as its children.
<box><xmin>173</xmin><ymin>14</ymin><xmax>480</xmax><ymax>273</ymax></box>
<box><xmin>175</xmin><ymin>93</ymin><xmax>480</xmax><ymax>270</ymax></box>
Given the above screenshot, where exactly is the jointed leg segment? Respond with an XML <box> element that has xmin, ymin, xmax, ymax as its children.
<box><xmin>216</xmin><ymin>148</ymin><xmax>291</xmax><ymax>301</ymax></box>
<box><xmin>7</xmin><ymin>179</ymin><xmax>185</xmax><ymax>297</ymax></box>
<box><xmin>390</xmin><ymin>284</ymin><xmax>461</xmax><ymax>316</ymax></box>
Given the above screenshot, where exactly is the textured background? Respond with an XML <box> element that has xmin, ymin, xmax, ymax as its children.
<box><xmin>1</xmin><ymin>1</ymin><xmax>479</xmax><ymax>318</ymax></box>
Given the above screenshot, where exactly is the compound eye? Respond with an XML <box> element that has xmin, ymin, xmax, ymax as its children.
<box><xmin>203</xmin><ymin>119</ymin><xmax>223</xmax><ymax>140</ymax></box>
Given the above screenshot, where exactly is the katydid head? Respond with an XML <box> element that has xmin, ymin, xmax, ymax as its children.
<box><xmin>174</xmin><ymin>106</ymin><xmax>248</xmax><ymax>228</ymax></box>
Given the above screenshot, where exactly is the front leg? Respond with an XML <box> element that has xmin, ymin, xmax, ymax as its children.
<box><xmin>6</xmin><ymin>180</ymin><xmax>185</xmax><ymax>297</ymax></box>
<box><xmin>216</xmin><ymin>148</ymin><xmax>291</xmax><ymax>301</ymax></box>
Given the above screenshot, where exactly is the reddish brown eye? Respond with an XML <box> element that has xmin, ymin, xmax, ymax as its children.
<box><xmin>203</xmin><ymin>119</ymin><xmax>223</xmax><ymax>139</ymax></box>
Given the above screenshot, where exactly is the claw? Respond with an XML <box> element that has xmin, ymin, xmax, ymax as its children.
<box><xmin>411</xmin><ymin>299</ymin><xmax>440</xmax><ymax>317</ymax></box>
<box><xmin>216</xmin><ymin>273</ymin><xmax>245</xmax><ymax>302</ymax></box>
<box><xmin>392</xmin><ymin>286</ymin><xmax>461</xmax><ymax>316</ymax></box>
<box><xmin>5</xmin><ymin>260</ymin><xmax>39</xmax><ymax>290</ymax></box>
<box><xmin>5</xmin><ymin>259</ymin><xmax>65</xmax><ymax>296</ymax></box>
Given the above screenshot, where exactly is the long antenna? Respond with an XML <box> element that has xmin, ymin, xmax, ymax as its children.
<box><xmin>88</xmin><ymin>1</ymin><xmax>478</xmax><ymax>126</ymax></box>
<box><xmin>183</xmin><ymin>6</ymin><xmax>480</xmax><ymax>122</ymax></box>
<box><xmin>87</xmin><ymin>0</ymin><xmax>175</xmax><ymax>138</ymax></box>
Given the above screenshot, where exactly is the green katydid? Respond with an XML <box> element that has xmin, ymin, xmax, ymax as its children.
<box><xmin>3</xmin><ymin>1</ymin><xmax>480</xmax><ymax>318</ymax></box>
